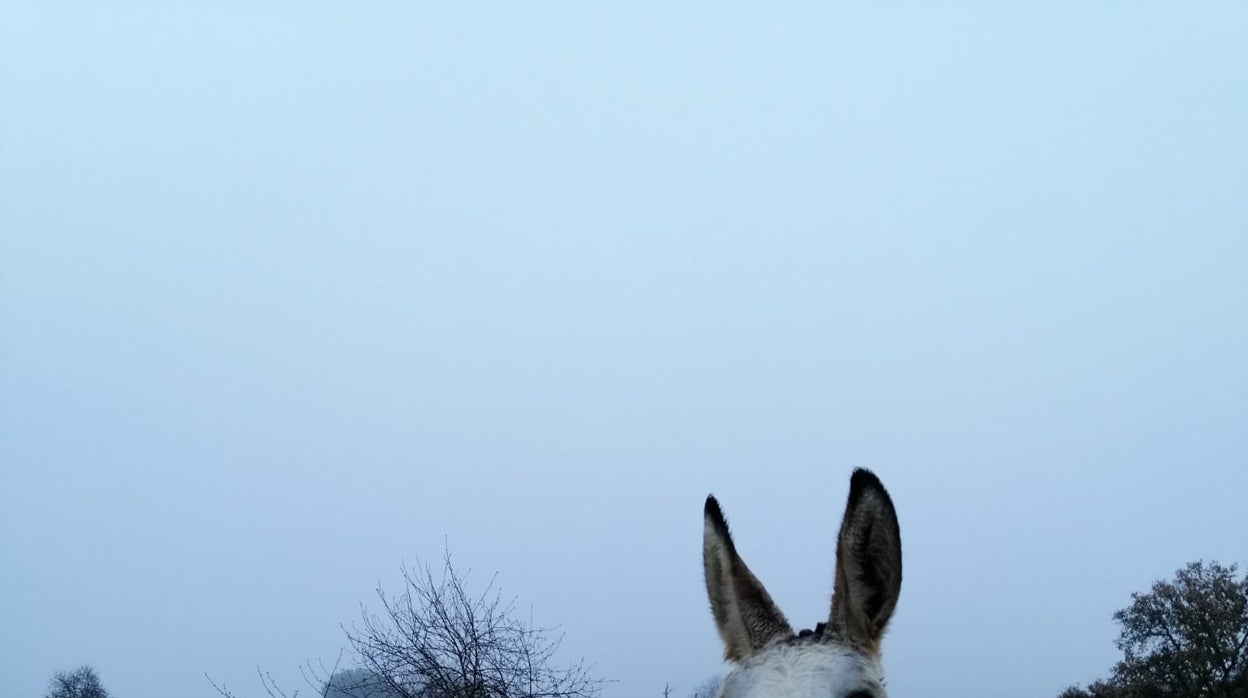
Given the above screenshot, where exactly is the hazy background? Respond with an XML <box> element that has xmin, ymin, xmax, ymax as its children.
<box><xmin>3</xmin><ymin>3</ymin><xmax>1246</xmax><ymax>698</ymax></box>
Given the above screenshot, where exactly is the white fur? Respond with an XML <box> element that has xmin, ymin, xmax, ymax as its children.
<box><xmin>718</xmin><ymin>641</ymin><xmax>886</xmax><ymax>698</ymax></box>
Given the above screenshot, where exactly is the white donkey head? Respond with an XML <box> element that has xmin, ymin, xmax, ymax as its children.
<box><xmin>703</xmin><ymin>469</ymin><xmax>902</xmax><ymax>698</ymax></box>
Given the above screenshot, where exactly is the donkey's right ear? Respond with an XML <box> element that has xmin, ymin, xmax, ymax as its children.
<box><xmin>828</xmin><ymin>469</ymin><xmax>902</xmax><ymax>656</ymax></box>
<box><xmin>703</xmin><ymin>495</ymin><xmax>793</xmax><ymax>661</ymax></box>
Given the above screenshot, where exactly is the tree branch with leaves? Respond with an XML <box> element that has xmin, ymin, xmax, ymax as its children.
<box><xmin>1060</xmin><ymin>560</ymin><xmax>1248</xmax><ymax>698</ymax></box>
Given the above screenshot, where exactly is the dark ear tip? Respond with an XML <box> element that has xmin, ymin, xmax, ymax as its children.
<box><xmin>848</xmin><ymin>468</ymin><xmax>889</xmax><ymax>504</ymax></box>
<box><xmin>850</xmin><ymin>467</ymin><xmax>882</xmax><ymax>487</ymax></box>
<box><xmin>704</xmin><ymin>495</ymin><xmax>733</xmax><ymax>541</ymax></box>
<box><xmin>705</xmin><ymin>494</ymin><xmax>723</xmax><ymax>520</ymax></box>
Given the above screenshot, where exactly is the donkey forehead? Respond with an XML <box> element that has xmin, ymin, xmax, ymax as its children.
<box><xmin>720</xmin><ymin>641</ymin><xmax>885</xmax><ymax>698</ymax></box>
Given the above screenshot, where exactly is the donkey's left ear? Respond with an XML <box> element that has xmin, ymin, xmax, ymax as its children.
<box><xmin>829</xmin><ymin>469</ymin><xmax>902</xmax><ymax>655</ymax></box>
<box><xmin>704</xmin><ymin>495</ymin><xmax>793</xmax><ymax>661</ymax></box>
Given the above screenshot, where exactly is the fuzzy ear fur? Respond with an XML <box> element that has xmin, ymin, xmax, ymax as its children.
<box><xmin>703</xmin><ymin>496</ymin><xmax>793</xmax><ymax>661</ymax></box>
<box><xmin>829</xmin><ymin>468</ymin><xmax>902</xmax><ymax>655</ymax></box>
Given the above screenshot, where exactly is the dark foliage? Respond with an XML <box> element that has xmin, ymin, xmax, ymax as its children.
<box><xmin>1061</xmin><ymin>560</ymin><xmax>1248</xmax><ymax>698</ymax></box>
<box><xmin>46</xmin><ymin>666</ymin><xmax>110</xmax><ymax>698</ymax></box>
<box><xmin>323</xmin><ymin>668</ymin><xmax>404</xmax><ymax>698</ymax></box>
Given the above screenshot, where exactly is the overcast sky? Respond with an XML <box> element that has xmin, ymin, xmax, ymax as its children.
<box><xmin>2</xmin><ymin>4</ymin><xmax>1246</xmax><ymax>698</ymax></box>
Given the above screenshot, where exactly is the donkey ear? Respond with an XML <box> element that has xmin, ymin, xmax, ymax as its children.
<box><xmin>704</xmin><ymin>496</ymin><xmax>793</xmax><ymax>661</ymax></box>
<box><xmin>829</xmin><ymin>469</ymin><xmax>902</xmax><ymax>655</ymax></box>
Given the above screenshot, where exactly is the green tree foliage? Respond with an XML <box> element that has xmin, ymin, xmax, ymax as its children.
<box><xmin>45</xmin><ymin>666</ymin><xmax>110</xmax><ymax>698</ymax></box>
<box><xmin>1060</xmin><ymin>560</ymin><xmax>1248</xmax><ymax>698</ymax></box>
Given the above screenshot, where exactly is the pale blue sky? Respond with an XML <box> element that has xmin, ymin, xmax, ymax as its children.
<box><xmin>2</xmin><ymin>4</ymin><xmax>1246</xmax><ymax>698</ymax></box>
